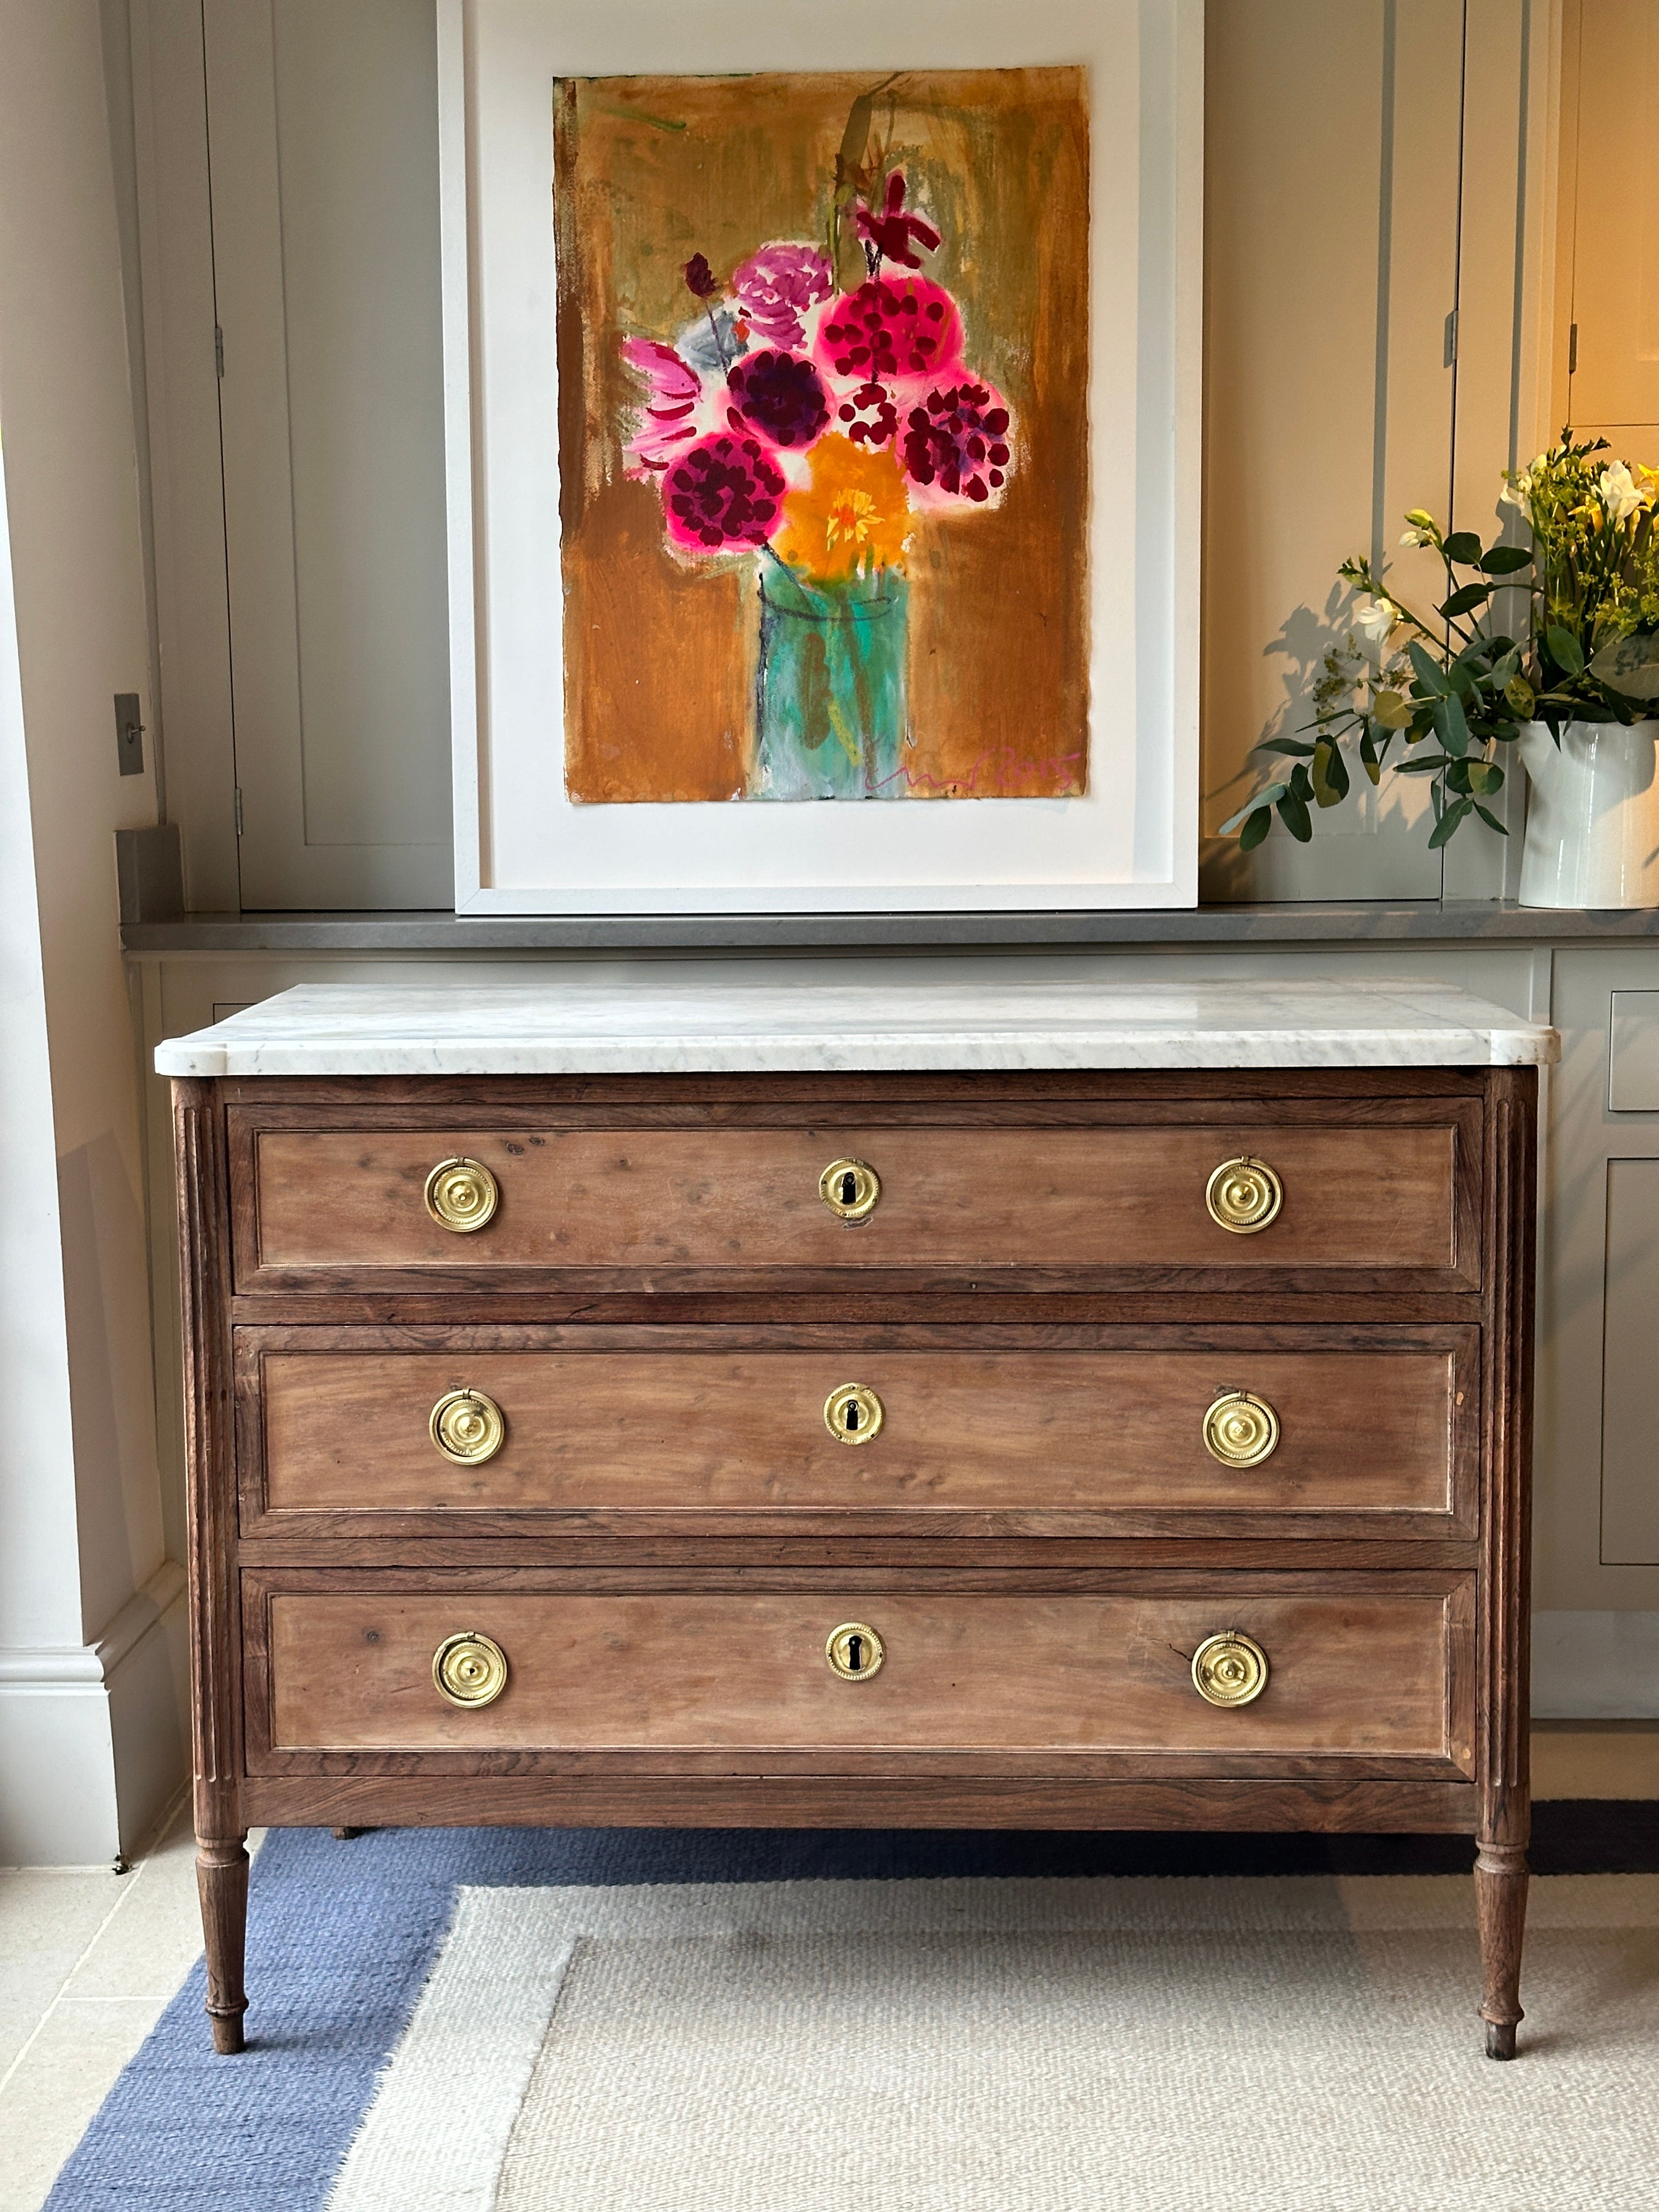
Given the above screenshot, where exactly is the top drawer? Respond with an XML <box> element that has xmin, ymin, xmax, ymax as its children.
<box><xmin>229</xmin><ymin>1108</ymin><xmax>1475</xmax><ymax>1290</ymax></box>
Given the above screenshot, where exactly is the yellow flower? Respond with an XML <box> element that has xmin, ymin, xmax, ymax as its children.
<box><xmin>775</xmin><ymin>437</ymin><xmax>910</xmax><ymax>581</ymax></box>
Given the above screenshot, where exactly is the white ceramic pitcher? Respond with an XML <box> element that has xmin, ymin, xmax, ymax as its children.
<box><xmin>1517</xmin><ymin>719</ymin><xmax>1659</xmax><ymax>908</ymax></box>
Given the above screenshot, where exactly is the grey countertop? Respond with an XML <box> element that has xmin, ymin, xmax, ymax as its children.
<box><xmin>123</xmin><ymin>900</ymin><xmax>1659</xmax><ymax>953</ymax></box>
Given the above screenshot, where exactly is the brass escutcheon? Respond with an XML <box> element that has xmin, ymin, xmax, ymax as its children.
<box><xmin>1190</xmin><ymin>1630</ymin><xmax>1269</xmax><ymax>1708</ymax></box>
<box><xmin>823</xmin><ymin>1383</ymin><xmax>884</xmax><ymax>1445</ymax></box>
<box><xmin>432</xmin><ymin>1630</ymin><xmax>509</xmax><ymax>1708</ymax></box>
<box><xmin>1205</xmin><ymin>1155</ymin><xmax>1283</xmax><ymax>1235</ymax></box>
<box><xmin>825</xmin><ymin>1622</ymin><xmax>885</xmax><ymax>1680</ymax></box>
<box><xmin>424</xmin><ymin>1156</ymin><xmax>499</xmax><ymax>1233</ymax></box>
<box><xmin>429</xmin><ymin>1388</ymin><xmax>506</xmax><ymax>1465</ymax></box>
<box><xmin>819</xmin><ymin>1157</ymin><xmax>881</xmax><ymax>1222</ymax></box>
<box><xmin>1202</xmin><ymin>1391</ymin><xmax>1280</xmax><ymax>1468</ymax></box>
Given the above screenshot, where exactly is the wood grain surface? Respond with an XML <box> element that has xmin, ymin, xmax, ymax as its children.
<box><xmin>251</xmin><ymin>1341</ymin><xmax>1464</xmax><ymax>1522</ymax></box>
<box><xmin>240</xmin><ymin>1121</ymin><xmax>1462</xmax><ymax>1278</ymax></box>
<box><xmin>261</xmin><ymin>1584</ymin><xmax>1468</xmax><ymax>1763</ymax></box>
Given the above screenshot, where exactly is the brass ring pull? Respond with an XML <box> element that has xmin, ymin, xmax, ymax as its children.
<box><xmin>1202</xmin><ymin>1391</ymin><xmax>1279</xmax><ymax>1468</ymax></box>
<box><xmin>430</xmin><ymin>1388</ymin><xmax>506</xmax><ymax>1464</ymax></box>
<box><xmin>1190</xmin><ymin>1631</ymin><xmax>1269</xmax><ymax>1708</ymax></box>
<box><xmin>424</xmin><ymin>1156</ymin><xmax>499</xmax><ymax>1233</ymax></box>
<box><xmin>432</xmin><ymin>1630</ymin><xmax>509</xmax><ymax>1708</ymax></box>
<box><xmin>824</xmin><ymin>1383</ymin><xmax>884</xmax><ymax>1445</ymax></box>
<box><xmin>819</xmin><ymin>1158</ymin><xmax>881</xmax><ymax>1222</ymax></box>
<box><xmin>825</xmin><ymin>1622</ymin><xmax>885</xmax><ymax>1680</ymax></box>
<box><xmin>1205</xmin><ymin>1155</ymin><xmax>1283</xmax><ymax>1235</ymax></box>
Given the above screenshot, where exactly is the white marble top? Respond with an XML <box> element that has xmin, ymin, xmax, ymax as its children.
<box><xmin>154</xmin><ymin>961</ymin><xmax>1559</xmax><ymax>1077</ymax></box>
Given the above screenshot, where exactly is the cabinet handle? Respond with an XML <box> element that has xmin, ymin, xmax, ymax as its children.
<box><xmin>432</xmin><ymin>1630</ymin><xmax>509</xmax><ymax>1708</ymax></box>
<box><xmin>424</xmin><ymin>1156</ymin><xmax>499</xmax><ymax>1233</ymax></box>
<box><xmin>823</xmin><ymin>1383</ymin><xmax>884</xmax><ymax>1444</ymax></box>
<box><xmin>429</xmin><ymin>1388</ymin><xmax>506</xmax><ymax>1465</ymax></box>
<box><xmin>1205</xmin><ymin>1155</ymin><xmax>1283</xmax><ymax>1235</ymax></box>
<box><xmin>1202</xmin><ymin>1391</ymin><xmax>1279</xmax><ymax>1468</ymax></box>
<box><xmin>819</xmin><ymin>1157</ymin><xmax>881</xmax><ymax>1222</ymax></box>
<box><xmin>825</xmin><ymin>1622</ymin><xmax>885</xmax><ymax>1680</ymax></box>
<box><xmin>1190</xmin><ymin>1631</ymin><xmax>1269</xmax><ymax>1707</ymax></box>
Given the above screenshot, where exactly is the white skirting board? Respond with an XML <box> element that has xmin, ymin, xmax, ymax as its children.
<box><xmin>0</xmin><ymin>1562</ymin><xmax>188</xmax><ymax>1865</ymax></box>
<box><xmin>1532</xmin><ymin>1611</ymin><xmax>1659</xmax><ymax>1721</ymax></box>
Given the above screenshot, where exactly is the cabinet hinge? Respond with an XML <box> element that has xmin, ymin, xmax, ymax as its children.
<box><xmin>233</xmin><ymin>786</ymin><xmax>244</xmax><ymax>838</ymax></box>
<box><xmin>1568</xmin><ymin>321</ymin><xmax>1579</xmax><ymax>375</ymax></box>
<box><xmin>215</xmin><ymin>323</ymin><xmax>225</xmax><ymax>379</ymax></box>
<box><xmin>1443</xmin><ymin>308</ymin><xmax>1458</xmax><ymax>368</ymax></box>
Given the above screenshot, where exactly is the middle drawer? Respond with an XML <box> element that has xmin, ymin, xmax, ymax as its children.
<box><xmin>238</xmin><ymin>1328</ymin><xmax>1477</xmax><ymax>1539</ymax></box>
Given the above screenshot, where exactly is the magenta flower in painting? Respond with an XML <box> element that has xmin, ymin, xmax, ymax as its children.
<box><xmin>620</xmin><ymin>338</ymin><xmax>703</xmax><ymax>474</ymax></box>
<box><xmin>900</xmin><ymin>380</ymin><xmax>1013</xmax><ymax>505</ymax></box>
<box><xmin>816</xmin><ymin>278</ymin><xmax>963</xmax><ymax>386</ymax></box>
<box><xmin>833</xmin><ymin>379</ymin><xmax>902</xmax><ymax>451</ymax></box>
<box><xmin>662</xmin><ymin>433</ymin><xmax>786</xmax><ymax>552</ymax></box>
<box><xmin>731</xmin><ymin>243</ymin><xmax>834</xmax><ymax>352</ymax></box>
<box><xmin>854</xmin><ymin>172</ymin><xmax>941</xmax><ymax>272</ymax></box>
<box><xmin>725</xmin><ymin>350</ymin><xmax>830</xmax><ymax>450</ymax></box>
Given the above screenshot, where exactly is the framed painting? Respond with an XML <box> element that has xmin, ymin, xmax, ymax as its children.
<box><xmin>440</xmin><ymin>0</ymin><xmax>1201</xmax><ymax>912</ymax></box>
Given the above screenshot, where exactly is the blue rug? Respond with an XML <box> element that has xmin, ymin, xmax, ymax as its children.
<box><xmin>41</xmin><ymin>1809</ymin><xmax>1657</xmax><ymax>2211</ymax></box>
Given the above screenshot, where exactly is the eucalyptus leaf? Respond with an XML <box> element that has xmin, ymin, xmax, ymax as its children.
<box><xmin>1407</xmin><ymin>641</ymin><xmax>1454</xmax><ymax>696</ymax></box>
<box><xmin>1442</xmin><ymin>531</ymin><xmax>1483</xmax><ymax>565</ymax></box>
<box><xmin>1434</xmin><ymin>691</ymin><xmax>1472</xmax><ymax>756</ymax></box>
<box><xmin>1359</xmin><ymin>726</ymin><xmax>1381</xmax><ymax>785</ymax></box>
<box><xmin>1427</xmin><ymin>795</ymin><xmax>1474</xmax><ymax>847</ymax></box>
<box><xmin>1440</xmin><ymin>583</ymin><xmax>1492</xmax><ymax>619</ymax></box>
<box><xmin>1395</xmin><ymin>754</ymin><xmax>1454</xmax><ymax>774</ymax></box>
<box><xmin>1586</xmin><ymin>629</ymin><xmax>1659</xmax><ymax>702</ymax></box>
<box><xmin>1505</xmin><ymin>674</ymin><xmax>1536</xmax><ymax>715</ymax></box>
<box><xmin>1546</xmin><ymin>624</ymin><xmax>1585</xmax><ymax>676</ymax></box>
<box><xmin>1466</xmin><ymin>759</ymin><xmax>1504</xmax><ymax>794</ymax></box>
<box><xmin>1311</xmin><ymin>739</ymin><xmax>1350</xmax><ymax>806</ymax></box>
<box><xmin>1239</xmin><ymin>805</ymin><xmax>1272</xmax><ymax>851</ymax></box>
<box><xmin>1472</xmin><ymin>802</ymin><xmax>1508</xmax><ymax>834</ymax></box>
<box><xmin>1372</xmin><ymin>689</ymin><xmax>1414</xmax><ymax>730</ymax></box>
<box><xmin>1481</xmin><ymin>544</ymin><xmax>1533</xmax><ymax>575</ymax></box>
<box><xmin>1276</xmin><ymin>792</ymin><xmax>1312</xmax><ymax>842</ymax></box>
<box><xmin>1219</xmin><ymin>786</ymin><xmax>1288</xmax><ymax>833</ymax></box>
<box><xmin>1254</xmin><ymin>736</ymin><xmax>1318</xmax><ymax>756</ymax></box>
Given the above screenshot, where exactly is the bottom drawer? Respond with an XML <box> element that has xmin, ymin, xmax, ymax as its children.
<box><xmin>253</xmin><ymin>1580</ymin><xmax>1474</xmax><ymax>1771</ymax></box>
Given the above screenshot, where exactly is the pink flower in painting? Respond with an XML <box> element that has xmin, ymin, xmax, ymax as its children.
<box><xmin>816</xmin><ymin>278</ymin><xmax>963</xmax><ymax>387</ymax></box>
<box><xmin>662</xmin><ymin>433</ymin><xmax>786</xmax><ymax>552</ymax></box>
<box><xmin>620</xmin><ymin>337</ymin><xmax>704</xmax><ymax>475</ymax></box>
<box><xmin>731</xmin><ymin>244</ymin><xmax>834</xmax><ymax>352</ymax></box>
<box><xmin>833</xmin><ymin>379</ymin><xmax>902</xmax><ymax>451</ymax></box>
<box><xmin>853</xmin><ymin>172</ymin><xmax>941</xmax><ymax>271</ymax></box>
<box><xmin>900</xmin><ymin>380</ymin><xmax>1013</xmax><ymax>505</ymax></box>
<box><xmin>725</xmin><ymin>350</ymin><xmax>830</xmax><ymax>450</ymax></box>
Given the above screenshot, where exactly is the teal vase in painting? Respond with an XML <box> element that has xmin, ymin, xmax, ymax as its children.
<box><xmin>752</xmin><ymin>571</ymin><xmax>910</xmax><ymax>799</ymax></box>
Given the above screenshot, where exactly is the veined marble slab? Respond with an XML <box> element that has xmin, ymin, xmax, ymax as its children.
<box><xmin>154</xmin><ymin>961</ymin><xmax>1559</xmax><ymax>1077</ymax></box>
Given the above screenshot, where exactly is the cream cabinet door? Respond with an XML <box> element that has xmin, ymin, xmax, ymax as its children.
<box><xmin>1560</xmin><ymin>0</ymin><xmax>1659</xmax><ymax>444</ymax></box>
<box><xmin>203</xmin><ymin>0</ymin><xmax>453</xmax><ymax>907</ymax></box>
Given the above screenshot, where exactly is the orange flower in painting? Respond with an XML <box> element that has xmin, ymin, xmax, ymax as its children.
<box><xmin>775</xmin><ymin>437</ymin><xmax>911</xmax><ymax>581</ymax></box>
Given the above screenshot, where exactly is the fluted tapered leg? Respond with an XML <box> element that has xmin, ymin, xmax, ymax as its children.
<box><xmin>197</xmin><ymin>1835</ymin><xmax>249</xmax><ymax>2054</ymax></box>
<box><xmin>1475</xmin><ymin>1842</ymin><xmax>1528</xmax><ymax>2059</ymax></box>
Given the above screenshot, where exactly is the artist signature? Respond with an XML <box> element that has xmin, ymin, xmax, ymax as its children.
<box><xmin>876</xmin><ymin>745</ymin><xmax>1085</xmax><ymax>797</ymax></box>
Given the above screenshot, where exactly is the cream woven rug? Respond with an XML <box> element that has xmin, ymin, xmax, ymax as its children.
<box><xmin>327</xmin><ymin>1875</ymin><xmax>1659</xmax><ymax>2211</ymax></box>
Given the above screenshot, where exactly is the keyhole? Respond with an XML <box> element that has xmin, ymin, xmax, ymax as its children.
<box><xmin>847</xmin><ymin>1635</ymin><xmax>864</xmax><ymax>1673</ymax></box>
<box><xmin>839</xmin><ymin>1169</ymin><xmax>858</xmax><ymax>1206</ymax></box>
<box><xmin>844</xmin><ymin>1401</ymin><xmax>860</xmax><ymax>1432</ymax></box>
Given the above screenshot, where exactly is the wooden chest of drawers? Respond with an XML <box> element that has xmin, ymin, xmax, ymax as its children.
<box><xmin>168</xmin><ymin>1025</ymin><xmax>1542</xmax><ymax>2060</ymax></box>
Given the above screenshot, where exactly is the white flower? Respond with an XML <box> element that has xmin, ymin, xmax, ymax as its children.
<box><xmin>1400</xmin><ymin>526</ymin><xmax>1434</xmax><ymax>547</ymax></box>
<box><xmin>1599</xmin><ymin>461</ymin><xmax>1647</xmax><ymax>522</ymax></box>
<box><xmin>1354</xmin><ymin>596</ymin><xmax>1400</xmax><ymax>645</ymax></box>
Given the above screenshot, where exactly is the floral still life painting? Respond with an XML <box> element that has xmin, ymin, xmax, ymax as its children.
<box><xmin>553</xmin><ymin>69</ymin><xmax>1090</xmax><ymax>803</ymax></box>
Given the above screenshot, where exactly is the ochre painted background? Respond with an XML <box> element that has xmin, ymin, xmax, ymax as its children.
<box><xmin>555</xmin><ymin>68</ymin><xmax>1090</xmax><ymax>803</ymax></box>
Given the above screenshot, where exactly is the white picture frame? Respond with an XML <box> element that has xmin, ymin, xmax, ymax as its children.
<box><xmin>439</xmin><ymin>0</ymin><xmax>1202</xmax><ymax>914</ymax></box>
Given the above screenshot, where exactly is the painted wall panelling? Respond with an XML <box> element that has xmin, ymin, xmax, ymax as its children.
<box><xmin>1204</xmin><ymin>1</ymin><xmax>1552</xmax><ymax>904</ymax></box>
<box><xmin>200</xmin><ymin>0</ymin><xmax>453</xmax><ymax>909</ymax></box>
<box><xmin>1555</xmin><ymin>0</ymin><xmax>1659</xmax><ymax>449</ymax></box>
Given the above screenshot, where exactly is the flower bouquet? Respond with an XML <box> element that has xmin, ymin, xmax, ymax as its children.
<box><xmin>622</xmin><ymin>170</ymin><xmax>1014</xmax><ymax>799</ymax></box>
<box><xmin>1224</xmin><ymin>434</ymin><xmax>1659</xmax><ymax>852</ymax></box>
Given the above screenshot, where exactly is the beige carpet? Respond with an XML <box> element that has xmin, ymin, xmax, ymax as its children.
<box><xmin>329</xmin><ymin>1875</ymin><xmax>1659</xmax><ymax>2212</ymax></box>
